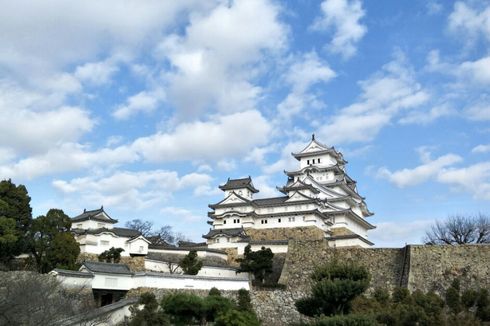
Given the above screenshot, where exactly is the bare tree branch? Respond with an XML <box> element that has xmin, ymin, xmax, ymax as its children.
<box><xmin>424</xmin><ymin>214</ymin><xmax>490</xmax><ymax>245</ymax></box>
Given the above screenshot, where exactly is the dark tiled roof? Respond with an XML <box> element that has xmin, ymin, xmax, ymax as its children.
<box><xmin>52</xmin><ymin>269</ymin><xmax>94</xmax><ymax>278</ymax></box>
<box><xmin>219</xmin><ymin>177</ymin><xmax>259</xmax><ymax>193</ymax></box>
<box><xmin>252</xmin><ymin>196</ymin><xmax>289</xmax><ymax>206</ymax></box>
<box><xmin>146</xmin><ymin>252</ymin><xmax>230</xmax><ymax>268</ymax></box>
<box><xmin>148</xmin><ymin>244</ymin><xmax>227</xmax><ymax>254</ymax></box>
<box><xmin>202</xmin><ymin>228</ymin><xmax>248</xmax><ymax>239</ymax></box>
<box><xmin>82</xmin><ymin>261</ymin><xmax>132</xmax><ymax>274</ymax></box>
<box><xmin>249</xmin><ymin>239</ymin><xmax>289</xmax><ymax>245</ymax></box>
<box><xmin>178</xmin><ymin>241</ymin><xmax>207</xmax><ymax>248</ymax></box>
<box><xmin>71</xmin><ymin>207</ymin><xmax>118</xmax><ymax>224</ymax></box>
<box><xmin>72</xmin><ymin>227</ymin><xmax>141</xmax><ymax>238</ymax></box>
<box><xmin>326</xmin><ymin>234</ymin><xmax>374</xmax><ymax>246</ymax></box>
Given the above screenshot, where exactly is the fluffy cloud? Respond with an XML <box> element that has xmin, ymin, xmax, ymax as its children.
<box><xmin>318</xmin><ymin>55</ymin><xmax>430</xmax><ymax>144</ymax></box>
<box><xmin>113</xmin><ymin>89</ymin><xmax>166</xmax><ymax>120</ymax></box>
<box><xmin>278</xmin><ymin>52</ymin><xmax>336</xmax><ymax>119</ymax></box>
<box><xmin>75</xmin><ymin>59</ymin><xmax>120</xmax><ymax>86</ymax></box>
<box><xmin>0</xmin><ymin>0</ymin><xmax>204</xmax><ymax>77</ymax></box>
<box><xmin>53</xmin><ymin>170</ymin><xmax>213</xmax><ymax>209</ymax></box>
<box><xmin>370</xmin><ymin>220</ymin><xmax>434</xmax><ymax>247</ymax></box>
<box><xmin>311</xmin><ymin>0</ymin><xmax>367</xmax><ymax>58</ymax></box>
<box><xmin>157</xmin><ymin>0</ymin><xmax>286</xmax><ymax>118</ymax></box>
<box><xmin>131</xmin><ymin>110</ymin><xmax>271</xmax><ymax>162</ymax></box>
<box><xmin>472</xmin><ymin>144</ymin><xmax>490</xmax><ymax>154</ymax></box>
<box><xmin>448</xmin><ymin>2</ymin><xmax>490</xmax><ymax>45</ymax></box>
<box><xmin>377</xmin><ymin>153</ymin><xmax>462</xmax><ymax>188</ymax></box>
<box><xmin>437</xmin><ymin>162</ymin><xmax>490</xmax><ymax>200</ymax></box>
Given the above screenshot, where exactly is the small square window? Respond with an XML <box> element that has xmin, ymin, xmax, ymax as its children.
<box><xmin>224</xmin><ymin>220</ymin><xmax>227</xmax><ymax>224</ymax></box>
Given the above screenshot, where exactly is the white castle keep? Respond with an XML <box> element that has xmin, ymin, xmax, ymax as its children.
<box><xmin>204</xmin><ymin>135</ymin><xmax>376</xmax><ymax>253</ymax></box>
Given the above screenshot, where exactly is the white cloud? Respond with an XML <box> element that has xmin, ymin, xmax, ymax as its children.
<box><xmin>437</xmin><ymin>162</ymin><xmax>490</xmax><ymax>200</ymax></box>
<box><xmin>0</xmin><ymin>1</ymin><xmax>204</xmax><ymax>77</ymax></box>
<box><xmin>472</xmin><ymin>144</ymin><xmax>490</xmax><ymax>154</ymax></box>
<box><xmin>113</xmin><ymin>89</ymin><xmax>166</xmax><ymax>120</ymax></box>
<box><xmin>278</xmin><ymin>52</ymin><xmax>335</xmax><ymax>119</ymax></box>
<box><xmin>318</xmin><ymin>55</ymin><xmax>430</xmax><ymax>144</ymax></box>
<box><xmin>160</xmin><ymin>206</ymin><xmax>203</xmax><ymax>222</ymax></box>
<box><xmin>311</xmin><ymin>0</ymin><xmax>367</xmax><ymax>58</ymax></box>
<box><xmin>253</xmin><ymin>175</ymin><xmax>281</xmax><ymax>199</ymax></box>
<box><xmin>459</xmin><ymin>56</ymin><xmax>490</xmax><ymax>85</ymax></box>
<box><xmin>0</xmin><ymin>143</ymin><xmax>138</xmax><ymax>180</ymax></box>
<box><xmin>398</xmin><ymin>105</ymin><xmax>455</xmax><ymax>125</ymax></box>
<box><xmin>157</xmin><ymin>0</ymin><xmax>286</xmax><ymax>118</ymax></box>
<box><xmin>75</xmin><ymin>59</ymin><xmax>120</xmax><ymax>86</ymax></box>
<box><xmin>427</xmin><ymin>1</ymin><xmax>443</xmax><ymax>15</ymax></box>
<box><xmin>370</xmin><ymin>220</ymin><xmax>434</xmax><ymax>247</ymax></box>
<box><xmin>52</xmin><ymin>170</ymin><xmax>213</xmax><ymax>209</ymax></box>
<box><xmin>448</xmin><ymin>2</ymin><xmax>490</xmax><ymax>46</ymax></box>
<box><xmin>131</xmin><ymin>110</ymin><xmax>271</xmax><ymax>162</ymax></box>
<box><xmin>466</xmin><ymin>103</ymin><xmax>490</xmax><ymax>121</ymax></box>
<box><xmin>377</xmin><ymin>152</ymin><xmax>462</xmax><ymax>188</ymax></box>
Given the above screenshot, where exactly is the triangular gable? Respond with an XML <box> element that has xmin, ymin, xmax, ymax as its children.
<box><xmin>303</xmin><ymin>175</ymin><xmax>345</xmax><ymax>198</ymax></box>
<box><xmin>285</xmin><ymin>190</ymin><xmax>316</xmax><ymax>202</ymax></box>
<box><xmin>301</xmin><ymin>139</ymin><xmax>329</xmax><ymax>153</ymax></box>
<box><xmin>128</xmin><ymin>235</ymin><xmax>151</xmax><ymax>244</ymax></box>
<box><xmin>216</xmin><ymin>192</ymin><xmax>250</xmax><ymax>206</ymax></box>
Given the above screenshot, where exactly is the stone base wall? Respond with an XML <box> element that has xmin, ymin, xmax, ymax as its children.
<box><xmin>77</xmin><ymin>253</ymin><xmax>145</xmax><ymax>272</ymax></box>
<box><xmin>255</xmin><ymin>240</ymin><xmax>490</xmax><ymax>325</ymax></box>
<box><xmin>222</xmin><ymin>248</ymin><xmax>239</xmax><ymax>266</ymax></box>
<box><xmin>245</xmin><ymin>226</ymin><xmax>325</xmax><ymax>241</ymax></box>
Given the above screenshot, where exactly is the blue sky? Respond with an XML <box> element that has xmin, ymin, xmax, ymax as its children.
<box><xmin>1</xmin><ymin>0</ymin><xmax>489</xmax><ymax>247</ymax></box>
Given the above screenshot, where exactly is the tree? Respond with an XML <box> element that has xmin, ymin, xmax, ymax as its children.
<box><xmin>237</xmin><ymin>288</ymin><xmax>253</xmax><ymax>312</ymax></box>
<box><xmin>179</xmin><ymin>250</ymin><xmax>203</xmax><ymax>275</ymax></box>
<box><xmin>296</xmin><ymin>261</ymin><xmax>370</xmax><ymax>317</ymax></box>
<box><xmin>98</xmin><ymin>247</ymin><xmax>124</xmax><ymax>263</ymax></box>
<box><xmin>0</xmin><ymin>179</ymin><xmax>33</xmax><ymax>265</ymax></box>
<box><xmin>0</xmin><ymin>271</ymin><xmax>95</xmax><ymax>326</ymax></box>
<box><xmin>237</xmin><ymin>245</ymin><xmax>274</xmax><ymax>285</ymax></box>
<box><xmin>30</xmin><ymin>209</ymin><xmax>80</xmax><ymax>273</ymax></box>
<box><xmin>125</xmin><ymin>219</ymin><xmax>153</xmax><ymax>237</ymax></box>
<box><xmin>424</xmin><ymin>214</ymin><xmax>490</xmax><ymax>244</ymax></box>
<box><xmin>129</xmin><ymin>292</ymin><xmax>169</xmax><ymax>326</ymax></box>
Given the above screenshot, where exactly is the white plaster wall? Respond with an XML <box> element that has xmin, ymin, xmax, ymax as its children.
<box><xmin>128</xmin><ymin>238</ymin><xmax>149</xmax><ymax>255</ymax></box>
<box><xmin>144</xmin><ymin>259</ymin><xmax>247</xmax><ymax>279</ymax></box>
<box><xmin>76</xmin><ymin>233</ymin><xmax>132</xmax><ymax>256</ymax></box>
<box><xmin>132</xmin><ymin>274</ymin><xmax>250</xmax><ymax>291</ymax></box>
<box><xmin>147</xmin><ymin>248</ymin><xmax>228</xmax><ymax>261</ymax></box>
<box><xmin>331</xmin><ymin>215</ymin><xmax>369</xmax><ymax>238</ymax></box>
<box><xmin>328</xmin><ymin>237</ymin><xmax>371</xmax><ymax>248</ymax></box>
<box><xmin>74</xmin><ymin>220</ymin><xmax>114</xmax><ymax>230</ymax></box>
<box><xmin>51</xmin><ymin>274</ymin><xmax>93</xmax><ymax>288</ymax></box>
<box><xmin>92</xmin><ymin>273</ymin><xmax>134</xmax><ymax>291</ymax></box>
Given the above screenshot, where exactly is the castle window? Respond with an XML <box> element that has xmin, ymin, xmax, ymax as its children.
<box><xmin>224</xmin><ymin>220</ymin><xmax>227</xmax><ymax>224</ymax></box>
<box><xmin>307</xmin><ymin>159</ymin><xmax>310</xmax><ymax>165</ymax></box>
<box><xmin>261</xmin><ymin>219</ymin><xmax>268</xmax><ymax>224</ymax></box>
<box><xmin>100</xmin><ymin>240</ymin><xmax>110</xmax><ymax>246</ymax></box>
<box><xmin>312</xmin><ymin>159</ymin><xmax>315</xmax><ymax>164</ymax></box>
<box><xmin>288</xmin><ymin>217</ymin><xmax>295</xmax><ymax>222</ymax></box>
<box><xmin>278</xmin><ymin>218</ymin><xmax>281</xmax><ymax>223</ymax></box>
<box><xmin>318</xmin><ymin>158</ymin><xmax>321</xmax><ymax>163</ymax></box>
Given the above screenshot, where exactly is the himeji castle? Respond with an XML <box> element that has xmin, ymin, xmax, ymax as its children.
<box><xmin>204</xmin><ymin>135</ymin><xmax>376</xmax><ymax>254</ymax></box>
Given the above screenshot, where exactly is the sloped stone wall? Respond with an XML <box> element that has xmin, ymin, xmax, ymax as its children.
<box><xmin>251</xmin><ymin>240</ymin><xmax>490</xmax><ymax>325</ymax></box>
<box><xmin>245</xmin><ymin>226</ymin><xmax>325</xmax><ymax>241</ymax></box>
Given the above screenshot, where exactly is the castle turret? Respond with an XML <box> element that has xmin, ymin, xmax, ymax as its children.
<box><xmin>218</xmin><ymin>176</ymin><xmax>259</xmax><ymax>199</ymax></box>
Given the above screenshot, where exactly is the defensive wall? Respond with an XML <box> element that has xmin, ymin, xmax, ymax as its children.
<box><xmin>251</xmin><ymin>240</ymin><xmax>490</xmax><ymax>325</ymax></box>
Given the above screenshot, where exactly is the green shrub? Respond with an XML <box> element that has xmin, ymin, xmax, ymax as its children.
<box><xmin>296</xmin><ymin>261</ymin><xmax>370</xmax><ymax>317</ymax></box>
<box><xmin>129</xmin><ymin>292</ymin><xmax>169</xmax><ymax>326</ymax></box>
<box><xmin>208</xmin><ymin>287</ymin><xmax>221</xmax><ymax>296</ymax></box>
<box><xmin>373</xmin><ymin>288</ymin><xmax>389</xmax><ymax>304</ymax></box>
<box><xmin>204</xmin><ymin>295</ymin><xmax>234</xmax><ymax>322</ymax></box>
<box><xmin>461</xmin><ymin>289</ymin><xmax>479</xmax><ymax>309</ymax></box>
<box><xmin>214</xmin><ymin>309</ymin><xmax>260</xmax><ymax>326</ymax></box>
<box><xmin>309</xmin><ymin>314</ymin><xmax>378</xmax><ymax>326</ymax></box>
<box><xmin>161</xmin><ymin>293</ymin><xmax>206</xmax><ymax>325</ymax></box>
<box><xmin>476</xmin><ymin>289</ymin><xmax>490</xmax><ymax>322</ymax></box>
<box><xmin>237</xmin><ymin>288</ymin><xmax>253</xmax><ymax>312</ymax></box>
<box><xmin>446</xmin><ymin>279</ymin><xmax>462</xmax><ymax>314</ymax></box>
<box><xmin>392</xmin><ymin>287</ymin><xmax>410</xmax><ymax>304</ymax></box>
